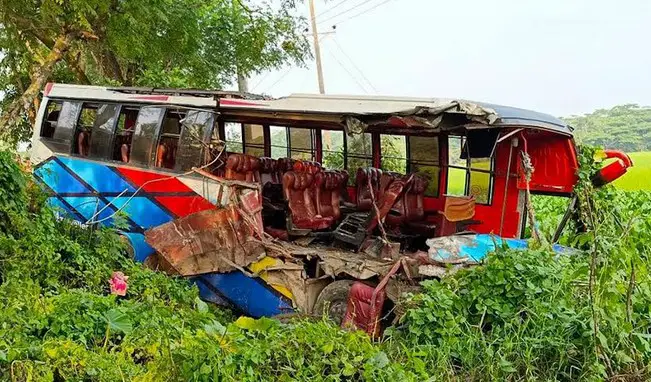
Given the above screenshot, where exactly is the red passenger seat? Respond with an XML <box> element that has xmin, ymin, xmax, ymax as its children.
<box><xmin>156</xmin><ymin>138</ymin><xmax>177</xmax><ymax>169</ymax></box>
<box><xmin>282</xmin><ymin>171</ymin><xmax>333</xmax><ymax>230</ymax></box>
<box><xmin>356</xmin><ymin>167</ymin><xmax>382</xmax><ymax>211</ymax></box>
<box><xmin>366</xmin><ymin>174</ymin><xmax>413</xmax><ymax>234</ymax></box>
<box><xmin>314</xmin><ymin>171</ymin><xmax>344</xmax><ymax>220</ymax></box>
<box><xmin>259</xmin><ymin>157</ymin><xmax>280</xmax><ymax>184</ymax></box>
<box><xmin>277</xmin><ymin>158</ymin><xmax>297</xmax><ymax>175</ymax></box>
<box><xmin>225</xmin><ymin>153</ymin><xmax>261</xmax><ymax>183</ymax></box>
<box><xmin>77</xmin><ymin>131</ymin><xmax>90</xmax><ymax>157</ymax></box>
<box><xmin>402</xmin><ymin>175</ymin><xmax>437</xmax><ymax>235</ymax></box>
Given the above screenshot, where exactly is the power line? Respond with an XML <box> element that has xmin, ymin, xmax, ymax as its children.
<box><xmin>324</xmin><ymin>44</ymin><xmax>369</xmax><ymax>94</ymax></box>
<box><xmin>324</xmin><ymin>0</ymin><xmax>396</xmax><ymax>26</ymax></box>
<box><xmin>332</xmin><ymin>37</ymin><xmax>378</xmax><ymax>94</ymax></box>
<box><xmin>261</xmin><ymin>67</ymin><xmax>294</xmax><ymax>93</ymax></box>
<box><xmin>250</xmin><ymin>71</ymin><xmax>272</xmax><ymax>92</ymax></box>
<box><xmin>311</xmin><ymin>0</ymin><xmax>349</xmax><ymax>21</ymax></box>
<box><xmin>317</xmin><ymin>0</ymin><xmax>375</xmax><ymax>27</ymax></box>
<box><xmin>260</xmin><ymin>34</ymin><xmax>333</xmax><ymax>94</ymax></box>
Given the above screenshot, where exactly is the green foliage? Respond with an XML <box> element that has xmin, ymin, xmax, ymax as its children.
<box><xmin>566</xmin><ymin>104</ymin><xmax>651</xmax><ymax>152</ymax></box>
<box><xmin>0</xmin><ymin>0</ymin><xmax>311</xmax><ymax>145</ymax></box>
<box><xmin>3</xmin><ymin>142</ymin><xmax>651</xmax><ymax>381</ymax></box>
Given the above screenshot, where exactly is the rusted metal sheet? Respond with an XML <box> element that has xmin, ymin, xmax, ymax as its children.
<box><xmin>144</xmin><ymin>205</ymin><xmax>266</xmax><ymax>276</ymax></box>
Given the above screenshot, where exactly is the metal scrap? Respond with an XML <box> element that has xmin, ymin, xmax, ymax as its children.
<box><xmin>144</xmin><ymin>205</ymin><xmax>266</xmax><ymax>276</ymax></box>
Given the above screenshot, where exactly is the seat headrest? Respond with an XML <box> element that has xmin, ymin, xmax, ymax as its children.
<box><xmin>293</xmin><ymin>160</ymin><xmax>321</xmax><ymax>174</ymax></box>
<box><xmin>259</xmin><ymin>157</ymin><xmax>277</xmax><ymax>173</ymax></box>
<box><xmin>315</xmin><ymin>171</ymin><xmax>343</xmax><ymax>191</ymax></box>
<box><xmin>409</xmin><ymin>174</ymin><xmax>429</xmax><ymax>194</ymax></box>
<box><xmin>277</xmin><ymin>157</ymin><xmax>296</xmax><ymax>172</ymax></box>
<box><xmin>226</xmin><ymin>153</ymin><xmax>260</xmax><ymax>173</ymax></box>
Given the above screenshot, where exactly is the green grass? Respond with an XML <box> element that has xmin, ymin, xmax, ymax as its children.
<box><xmin>613</xmin><ymin>151</ymin><xmax>651</xmax><ymax>191</ymax></box>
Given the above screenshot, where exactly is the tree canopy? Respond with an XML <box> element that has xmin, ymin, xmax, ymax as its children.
<box><xmin>564</xmin><ymin>104</ymin><xmax>651</xmax><ymax>152</ymax></box>
<box><xmin>0</xmin><ymin>0</ymin><xmax>310</xmax><ymax>145</ymax></box>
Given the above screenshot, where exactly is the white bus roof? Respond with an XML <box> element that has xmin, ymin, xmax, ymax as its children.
<box><xmin>44</xmin><ymin>83</ymin><xmax>572</xmax><ymax>135</ymax></box>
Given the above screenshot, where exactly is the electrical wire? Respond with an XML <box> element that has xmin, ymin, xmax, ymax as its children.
<box><xmin>324</xmin><ymin>44</ymin><xmax>369</xmax><ymax>94</ymax></box>
<box><xmin>250</xmin><ymin>71</ymin><xmax>273</xmax><ymax>92</ymax></box>
<box><xmin>316</xmin><ymin>0</ymin><xmax>375</xmax><ymax>27</ymax></box>
<box><xmin>324</xmin><ymin>0</ymin><xmax>396</xmax><ymax>26</ymax></box>
<box><xmin>260</xmin><ymin>67</ymin><xmax>294</xmax><ymax>93</ymax></box>
<box><xmin>332</xmin><ymin>37</ymin><xmax>378</xmax><ymax>94</ymax></box>
<box><xmin>311</xmin><ymin>0</ymin><xmax>349</xmax><ymax>21</ymax></box>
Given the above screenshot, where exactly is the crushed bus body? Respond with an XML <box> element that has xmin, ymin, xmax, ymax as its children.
<box><xmin>30</xmin><ymin>84</ymin><xmax>632</xmax><ymax>337</ymax></box>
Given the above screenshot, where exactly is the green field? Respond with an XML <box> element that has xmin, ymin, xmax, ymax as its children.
<box><xmin>613</xmin><ymin>151</ymin><xmax>651</xmax><ymax>190</ymax></box>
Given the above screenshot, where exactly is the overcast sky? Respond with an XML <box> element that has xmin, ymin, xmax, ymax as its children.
<box><xmin>240</xmin><ymin>0</ymin><xmax>651</xmax><ymax>117</ymax></box>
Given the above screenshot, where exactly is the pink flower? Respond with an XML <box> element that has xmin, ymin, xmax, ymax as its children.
<box><xmin>109</xmin><ymin>271</ymin><xmax>129</xmax><ymax>296</ymax></box>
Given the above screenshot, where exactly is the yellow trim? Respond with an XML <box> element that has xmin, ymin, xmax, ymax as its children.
<box><xmin>249</xmin><ymin>257</ymin><xmax>294</xmax><ymax>301</ymax></box>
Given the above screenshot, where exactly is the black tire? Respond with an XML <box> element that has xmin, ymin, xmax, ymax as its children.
<box><xmin>313</xmin><ymin>280</ymin><xmax>354</xmax><ymax>325</ymax></box>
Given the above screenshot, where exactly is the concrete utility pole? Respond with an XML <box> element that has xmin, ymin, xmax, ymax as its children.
<box><xmin>308</xmin><ymin>0</ymin><xmax>325</xmax><ymax>94</ymax></box>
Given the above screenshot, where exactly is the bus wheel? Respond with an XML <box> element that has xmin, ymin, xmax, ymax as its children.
<box><xmin>313</xmin><ymin>280</ymin><xmax>354</xmax><ymax>326</ymax></box>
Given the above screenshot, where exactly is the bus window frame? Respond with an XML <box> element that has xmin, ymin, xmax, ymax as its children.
<box><xmin>128</xmin><ymin>106</ymin><xmax>166</xmax><ymax>167</ymax></box>
<box><xmin>445</xmin><ymin>133</ymin><xmax>495</xmax><ymax>205</ymax></box>
<box><xmin>174</xmin><ymin>110</ymin><xmax>216</xmax><ymax>172</ymax></box>
<box><xmin>40</xmin><ymin>99</ymin><xmax>83</xmax><ymax>152</ymax></box>
<box><xmin>87</xmin><ymin>103</ymin><xmax>121</xmax><ymax>160</ymax></box>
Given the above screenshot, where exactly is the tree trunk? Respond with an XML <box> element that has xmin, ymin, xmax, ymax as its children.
<box><xmin>65</xmin><ymin>50</ymin><xmax>91</xmax><ymax>85</ymax></box>
<box><xmin>0</xmin><ymin>32</ymin><xmax>76</xmax><ymax>139</ymax></box>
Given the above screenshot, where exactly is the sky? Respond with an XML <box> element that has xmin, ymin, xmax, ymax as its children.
<box><xmin>240</xmin><ymin>0</ymin><xmax>651</xmax><ymax>117</ymax></box>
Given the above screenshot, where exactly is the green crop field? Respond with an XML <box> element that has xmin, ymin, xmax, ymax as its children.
<box><xmin>613</xmin><ymin>151</ymin><xmax>651</xmax><ymax>190</ymax></box>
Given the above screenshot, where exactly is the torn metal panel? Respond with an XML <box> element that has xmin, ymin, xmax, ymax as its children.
<box><xmin>317</xmin><ymin>249</ymin><xmax>395</xmax><ymax>280</ymax></box>
<box><xmin>345</xmin><ymin>100</ymin><xmax>499</xmax><ymax>134</ymax></box>
<box><xmin>144</xmin><ymin>206</ymin><xmax>266</xmax><ymax>276</ymax></box>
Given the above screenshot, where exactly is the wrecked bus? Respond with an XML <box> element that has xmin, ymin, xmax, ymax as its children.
<box><xmin>30</xmin><ymin>84</ymin><xmax>632</xmax><ymax>336</ymax></box>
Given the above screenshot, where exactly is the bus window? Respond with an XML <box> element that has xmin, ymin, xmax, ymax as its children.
<box><xmin>409</xmin><ymin>136</ymin><xmax>440</xmax><ymax>196</ymax></box>
<box><xmin>289</xmin><ymin>127</ymin><xmax>314</xmax><ymax>160</ymax></box>
<box><xmin>88</xmin><ymin>104</ymin><xmax>119</xmax><ymax>160</ymax></box>
<box><xmin>321</xmin><ymin>130</ymin><xmax>344</xmax><ymax>169</ymax></box>
<box><xmin>112</xmin><ymin>106</ymin><xmax>140</xmax><ymax>162</ymax></box>
<box><xmin>469</xmin><ymin>158</ymin><xmax>493</xmax><ymax>204</ymax></box>
<box><xmin>73</xmin><ymin>104</ymin><xmax>101</xmax><ymax>157</ymax></box>
<box><xmin>129</xmin><ymin>107</ymin><xmax>165</xmax><ymax>167</ymax></box>
<box><xmin>244</xmin><ymin>124</ymin><xmax>265</xmax><ymax>157</ymax></box>
<box><xmin>446</xmin><ymin>135</ymin><xmax>494</xmax><ymax>203</ymax></box>
<box><xmin>225</xmin><ymin>122</ymin><xmax>243</xmax><ymax>153</ymax></box>
<box><xmin>270</xmin><ymin>126</ymin><xmax>288</xmax><ymax>159</ymax></box>
<box><xmin>176</xmin><ymin>111</ymin><xmax>214</xmax><ymax>171</ymax></box>
<box><xmin>346</xmin><ymin>132</ymin><xmax>372</xmax><ymax>175</ymax></box>
<box><xmin>52</xmin><ymin>101</ymin><xmax>82</xmax><ymax>144</ymax></box>
<box><xmin>155</xmin><ymin>110</ymin><xmax>185</xmax><ymax>170</ymax></box>
<box><xmin>40</xmin><ymin>101</ymin><xmax>63</xmax><ymax>139</ymax></box>
<box><xmin>462</xmin><ymin>129</ymin><xmax>497</xmax><ymax>204</ymax></box>
<box><xmin>381</xmin><ymin>135</ymin><xmax>407</xmax><ymax>174</ymax></box>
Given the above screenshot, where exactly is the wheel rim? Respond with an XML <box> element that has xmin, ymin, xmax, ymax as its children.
<box><xmin>327</xmin><ymin>299</ymin><xmax>348</xmax><ymax>326</ymax></box>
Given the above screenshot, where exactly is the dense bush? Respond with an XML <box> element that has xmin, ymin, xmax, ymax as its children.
<box><xmin>2</xmin><ymin>147</ymin><xmax>651</xmax><ymax>381</ymax></box>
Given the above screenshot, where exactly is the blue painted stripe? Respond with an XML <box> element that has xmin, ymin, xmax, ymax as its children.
<box><xmin>195</xmin><ymin>272</ymin><xmax>294</xmax><ymax>318</ymax></box>
<box><xmin>193</xmin><ymin>279</ymin><xmax>232</xmax><ymax>307</ymax></box>
<box><xmin>60</xmin><ymin>196</ymin><xmax>116</xmax><ymax>226</ymax></box>
<box><xmin>106</xmin><ymin>196</ymin><xmax>172</xmax><ymax>228</ymax></box>
<box><xmin>47</xmin><ymin>197</ymin><xmax>77</xmax><ymax>219</ymax></box>
<box><xmin>34</xmin><ymin>160</ymin><xmax>88</xmax><ymax>194</ymax></box>
<box><xmin>120</xmin><ymin>232</ymin><xmax>156</xmax><ymax>262</ymax></box>
<box><xmin>57</xmin><ymin>157</ymin><xmax>136</xmax><ymax>193</ymax></box>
